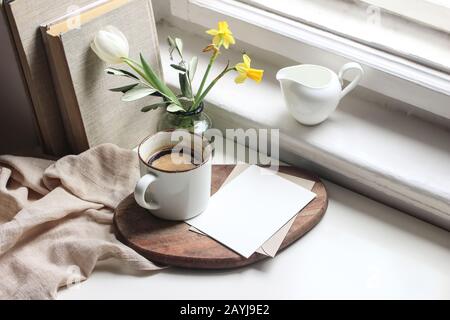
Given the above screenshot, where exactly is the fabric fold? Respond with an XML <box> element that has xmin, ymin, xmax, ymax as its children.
<box><xmin>0</xmin><ymin>144</ymin><xmax>162</xmax><ymax>299</ymax></box>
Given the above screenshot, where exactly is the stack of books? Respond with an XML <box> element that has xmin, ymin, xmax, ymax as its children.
<box><xmin>2</xmin><ymin>0</ymin><xmax>162</xmax><ymax>155</ymax></box>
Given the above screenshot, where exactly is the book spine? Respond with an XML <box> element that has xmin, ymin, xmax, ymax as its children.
<box><xmin>41</xmin><ymin>28</ymin><xmax>89</xmax><ymax>153</ymax></box>
<box><xmin>3</xmin><ymin>1</ymin><xmax>70</xmax><ymax>156</ymax></box>
<box><xmin>2</xmin><ymin>2</ymin><xmax>44</xmax><ymax>154</ymax></box>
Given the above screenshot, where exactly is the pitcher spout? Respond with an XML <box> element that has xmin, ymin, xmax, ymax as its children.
<box><xmin>276</xmin><ymin>66</ymin><xmax>297</xmax><ymax>84</ymax></box>
<box><xmin>276</xmin><ymin>64</ymin><xmax>334</xmax><ymax>89</ymax></box>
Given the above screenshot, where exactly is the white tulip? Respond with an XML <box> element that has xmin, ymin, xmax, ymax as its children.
<box><xmin>91</xmin><ymin>25</ymin><xmax>129</xmax><ymax>64</ymax></box>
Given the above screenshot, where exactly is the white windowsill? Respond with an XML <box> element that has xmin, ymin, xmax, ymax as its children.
<box><xmin>166</xmin><ymin>0</ymin><xmax>450</xmax><ymax>121</ymax></box>
<box><xmin>157</xmin><ymin>22</ymin><xmax>450</xmax><ymax>230</ymax></box>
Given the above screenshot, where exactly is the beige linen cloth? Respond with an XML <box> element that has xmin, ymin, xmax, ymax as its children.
<box><xmin>0</xmin><ymin>144</ymin><xmax>162</xmax><ymax>299</ymax></box>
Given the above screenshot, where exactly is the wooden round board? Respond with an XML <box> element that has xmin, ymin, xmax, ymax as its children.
<box><xmin>114</xmin><ymin>165</ymin><xmax>328</xmax><ymax>269</ymax></box>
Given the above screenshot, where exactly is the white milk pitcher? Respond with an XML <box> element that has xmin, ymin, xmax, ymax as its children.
<box><xmin>276</xmin><ymin>62</ymin><xmax>364</xmax><ymax>125</ymax></box>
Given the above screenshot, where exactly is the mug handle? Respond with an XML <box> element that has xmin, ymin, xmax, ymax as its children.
<box><xmin>338</xmin><ymin>62</ymin><xmax>364</xmax><ymax>99</ymax></box>
<box><xmin>134</xmin><ymin>173</ymin><xmax>160</xmax><ymax>210</ymax></box>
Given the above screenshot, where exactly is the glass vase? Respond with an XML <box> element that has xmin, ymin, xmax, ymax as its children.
<box><xmin>157</xmin><ymin>102</ymin><xmax>212</xmax><ymax>136</ymax></box>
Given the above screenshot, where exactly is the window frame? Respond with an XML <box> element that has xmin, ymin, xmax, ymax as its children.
<box><xmin>237</xmin><ymin>0</ymin><xmax>450</xmax><ymax>72</ymax></box>
<box><xmin>361</xmin><ymin>0</ymin><xmax>450</xmax><ymax>33</ymax></box>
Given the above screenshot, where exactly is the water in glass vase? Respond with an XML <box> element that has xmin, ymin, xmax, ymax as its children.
<box><xmin>157</xmin><ymin>102</ymin><xmax>212</xmax><ymax>136</ymax></box>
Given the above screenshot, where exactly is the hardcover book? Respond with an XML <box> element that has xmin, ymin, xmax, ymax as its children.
<box><xmin>42</xmin><ymin>0</ymin><xmax>163</xmax><ymax>153</ymax></box>
<box><xmin>3</xmin><ymin>0</ymin><xmax>96</xmax><ymax>155</ymax></box>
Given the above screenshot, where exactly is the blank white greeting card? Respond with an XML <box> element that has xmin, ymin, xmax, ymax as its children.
<box><xmin>187</xmin><ymin>165</ymin><xmax>316</xmax><ymax>258</ymax></box>
<box><xmin>189</xmin><ymin>163</ymin><xmax>316</xmax><ymax>257</ymax></box>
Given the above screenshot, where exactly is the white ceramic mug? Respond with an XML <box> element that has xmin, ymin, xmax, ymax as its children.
<box><xmin>277</xmin><ymin>62</ymin><xmax>364</xmax><ymax>125</ymax></box>
<box><xmin>134</xmin><ymin>130</ymin><xmax>212</xmax><ymax>221</ymax></box>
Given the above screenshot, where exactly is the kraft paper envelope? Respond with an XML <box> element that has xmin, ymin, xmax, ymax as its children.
<box><xmin>189</xmin><ymin>164</ymin><xmax>316</xmax><ymax>258</ymax></box>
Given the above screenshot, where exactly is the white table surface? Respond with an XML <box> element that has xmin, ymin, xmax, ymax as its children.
<box><xmin>59</xmin><ymin>146</ymin><xmax>450</xmax><ymax>300</ymax></box>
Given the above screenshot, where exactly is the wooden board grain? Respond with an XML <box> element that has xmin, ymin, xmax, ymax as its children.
<box><xmin>114</xmin><ymin>165</ymin><xmax>328</xmax><ymax>269</ymax></box>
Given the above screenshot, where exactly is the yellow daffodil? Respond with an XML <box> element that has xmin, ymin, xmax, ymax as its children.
<box><xmin>206</xmin><ymin>21</ymin><xmax>235</xmax><ymax>49</ymax></box>
<box><xmin>234</xmin><ymin>54</ymin><xmax>264</xmax><ymax>84</ymax></box>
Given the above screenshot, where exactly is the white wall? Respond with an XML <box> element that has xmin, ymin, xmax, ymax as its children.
<box><xmin>152</xmin><ymin>0</ymin><xmax>170</xmax><ymax>21</ymax></box>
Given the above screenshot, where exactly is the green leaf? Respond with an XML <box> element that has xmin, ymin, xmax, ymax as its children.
<box><xmin>166</xmin><ymin>103</ymin><xmax>185</xmax><ymax>113</ymax></box>
<box><xmin>105</xmin><ymin>67</ymin><xmax>138</xmax><ymax>79</ymax></box>
<box><xmin>188</xmin><ymin>56</ymin><xmax>198</xmax><ymax>81</ymax></box>
<box><xmin>179</xmin><ymin>73</ymin><xmax>192</xmax><ymax>98</ymax></box>
<box><xmin>170</xmin><ymin>64</ymin><xmax>187</xmax><ymax>72</ymax></box>
<box><xmin>141</xmin><ymin>102</ymin><xmax>170</xmax><ymax>112</ymax></box>
<box><xmin>122</xmin><ymin>58</ymin><xmax>154</xmax><ymax>86</ymax></box>
<box><xmin>121</xmin><ymin>85</ymin><xmax>157</xmax><ymax>102</ymax></box>
<box><xmin>140</xmin><ymin>54</ymin><xmax>179</xmax><ymax>103</ymax></box>
<box><xmin>109</xmin><ymin>83</ymin><xmax>138</xmax><ymax>93</ymax></box>
<box><xmin>167</xmin><ymin>36</ymin><xmax>175</xmax><ymax>48</ymax></box>
<box><xmin>175</xmin><ymin>38</ymin><xmax>183</xmax><ymax>56</ymax></box>
<box><xmin>167</xmin><ymin>36</ymin><xmax>176</xmax><ymax>60</ymax></box>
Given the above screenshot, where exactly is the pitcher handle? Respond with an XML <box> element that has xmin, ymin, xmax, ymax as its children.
<box><xmin>338</xmin><ymin>62</ymin><xmax>364</xmax><ymax>99</ymax></box>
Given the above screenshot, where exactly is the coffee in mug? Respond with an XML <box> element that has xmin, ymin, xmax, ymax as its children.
<box><xmin>147</xmin><ymin>147</ymin><xmax>201</xmax><ymax>172</ymax></box>
<box><xmin>134</xmin><ymin>130</ymin><xmax>212</xmax><ymax>221</ymax></box>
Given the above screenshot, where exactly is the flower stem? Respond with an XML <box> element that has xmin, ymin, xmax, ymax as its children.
<box><xmin>192</xmin><ymin>67</ymin><xmax>235</xmax><ymax>110</ymax></box>
<box><xmin>194</xmin><ymin>51</ymin><xmax>219</xmax><ymax>108</ymax></box>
